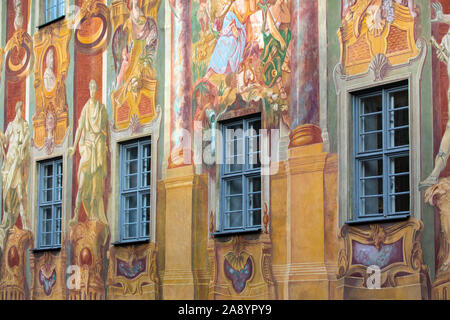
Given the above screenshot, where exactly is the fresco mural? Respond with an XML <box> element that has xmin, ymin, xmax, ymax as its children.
<box><xmin>111</xmin><ymin>0</ymin><xmax>159</xmax><ymax>131</ymax></box>
<box><xmin>338</xmin><ymin>0</ymin><xmax>419</xmax><ymax>76</ymax></box>
<box><xmin>0</xmin><ymin>101</ymin><xmax>31</xmax><ymax>249</ymax></box>
<box><xmin>1</xmin><ymin>0</ymin><xmax>450</xmax><ymax>301</ymax></box>
<box><xmin>192</xmin><ymin>0</ymin><xmax>291</xmax><ymax>131</ymax></box>
<box><xmin>423</xmin><ymin>0</ymin><xmax>450</xmax><ymax>300</ymax></box>
<box><xmin>32</xmin><ymin>20</ymin><xmax>70</xmax><ymax>152</ymax></box>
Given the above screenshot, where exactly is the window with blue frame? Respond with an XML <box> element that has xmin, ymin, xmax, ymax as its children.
<box><xmin>37</xmin><ymin>158</ymin><xmax>63</xmax><ymax>249</ymax></box>
<box><xmin>119</xmin><ymin>138</ymin><xmax>151</xmax><ymax>243</ymax></box>
<box><xmin>217</xmin><ymin>116</ymin><xmax>262</xmax><ymax>234</ymax></box>
<box><xmin>352</xmin><ymin>83</ymin><xmax>410</xmax><ymax>222</ymax></box>
<box><xmin>44</xmin><ymin>0</ymin><xmax>65</xmax><ymax>25</ymax></box>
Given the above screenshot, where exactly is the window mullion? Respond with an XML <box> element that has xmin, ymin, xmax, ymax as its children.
<box><xmin>382</xmin><ymin>89</ymin><xmax>389</xmax><ymax>218</ymax></box>
<box><xmin>120</xmin><ymin>144</ymin><xmax>125</xmax><ymax>241</ymax></box>
<box><xmin>137</xmin><ymin>142</ymin><xmax>143</xmax><ymax>239</ymax></box>
<box><xmin>354</xmin><ymin>96</ymin><xmax>360</xmax><ymax>220</ymax></box>
<box><xmin>52</xmin><ymin>163</ymin><xmax>57</xmax><ymax>247</ymax></box>
<box><xmin>243</xmin><ymin>119</ymin><xmax>248</xmax><ymax>229</ymax></box>
<box><xmin>243</xmin><ymin>174</ymin><xmax>247</xmax><ymax>229</ymax></box>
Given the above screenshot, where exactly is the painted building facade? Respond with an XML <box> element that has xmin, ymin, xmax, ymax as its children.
<box><xmin>0</xmin><ymin>0</ymin><xmax>448</xmax><ymax>300</ymax></box>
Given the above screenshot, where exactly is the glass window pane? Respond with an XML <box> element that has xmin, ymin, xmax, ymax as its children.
<box><xmin>126</xmin><ymin>146</ymin><xmax>138</xmax><ymax>161</ymax></box>
<box><xmin>390</xmin><ymin>156</ymin><xmax>409</xmax><ymax>174</ymax></box>
<box><xmin>225</xmin><ymin>124</ymin><xmax>244</xmax><ymax>173</ymax></box>
<box><xmin>360</xmin><ymin>95</ymin><xmax>382</xmax><ymax>114</ymax></box>
<box><xmin>141</xmin><ymin>222</ymin><xmax>150</xmax><ymax>238</ymax></box>
<box><xmin>389</xmin><ymin>108</ymin><xmax>408</xmax><ymax>129</ymax></box>
<box><xmin>226</xmin><ymin>178</ymin><xmax>242</xmax><ymax>196</ymax></box>
<box><xmin>143</xmin><ymin>143</ymin><xmax>151</xmax><ymax>158</ymax></box>
<box><xmin>57</xmin><ymin>174</ymin><xmax>62</xmax><ymax>188</ymax></box>
<box><xmin>248</xmin><ymin>176</ymin><xmax>261</xmax><ymax>193</ymax></box>
<box><xmin>361</xmin><ymin>177</ymin><xmax>383</xmax><ymax>196</ymax></box>
<box><xmin>390</xmin><ymin>194</ymin><xmax>410</xmax><ymax>213</ymax></box>
<box><xmin>125</xmin><ymin>224</ymin><xmax>137</xmax><ymax>239</ymax></box>
<box><xmin>42</xmin><ymin>233</ymin><xmax>52</xmax><ymax>247</ymax></box>
<box><xmin>43</xmin><ymin>215</ymin><xmax>52</xmax><ymax>233</ymax></box>
<box><xmin>44</xmin><ymin>164</ymin><xmax>53</xmax><ymax>177</ymax></box>
<box><xmin>390</xmin><ymin>90</ymin><xmax>408</xmax><ymax>110</ymax></box>
<box><xmin>227</xmin><ymin>196</ymin><xmax>243</xmax><ymax>212</ymax></box>
<box><xmin>142</xmin><ymin>193</ymin><xmax>150</xmax><ymax>236</ymax></box>
<box><xmin>44</xmin><ymin>175</ymin><xmax>52</xmax><ymax>189</ymax></box>
<box><xmin>248</xmin><ymin>176</ymin><xmax>261</xmax><ymax>210</ymax></box>
<box><xmin>389</xmin><ymin>128</ymin><xmax>409</xmax><ymax>148</ymax></box>
<box><xmin>56</xmin><ymin>187</ymin><xmax>62</xmax><ymax>201</ymax></box>
<box><xmin>226</xmin><ymin>212</ymin><xmax>243</xmax><ymax>228</ymax></box>
<box><xmin>360</xmin><ymin>159</ymin><xmax>383</xmax><ymax>177</ymax></box>
<box><xmin>142</xmin><ymin>193</ymin><xmax>150</xmax><ymax>212</ymax></box>
<box><xmin>143</xmin><ymin>172</ymin><xmax>151</xmax><ymax>187</ymax></box>
<box><xmin>125</xmin><ymin>210</ymin><xmax>137</xmax><ymax>224</ymax></box>
<box><xmin>361</xmin><ymin>114</ymin><xmax>382</xmax><ymax>133</ymax></box>
<box><xmin>390</xmin><ymin>174</ymin><xmax>410</xmax><ymax>194</ymax></box>
<box><xmin>125</xmin><ymin>195</ymin><xmax>137</xmax><ymax>210</ymax></box>
<box><xmin>360</xmin><ymin>197</ymin><xmax>383</xmax><ymax>216</ymax></box>
<box><xmin>43</xmin><ymin>189</ymin><xmax>52</xmax><ymax>202</ymax></box>
<box><xmin>126</xmin><ymin>174</ymin><xmax>138</xmax><ymax>190</ymax></box>
<box><xmin>43</xmin><ymin>207</ymin><xmax>52</xmax><ymax>220</ymax></box>
<box><xmin>127</xmin><ymin>160</ymin><xmax>138</xmax><ymax>175</ymax></box>
<box><xmin>248</xmin><ymin>120</ymin><xmax>261</xmax><ymax>169</ymax></box>
<box><xmin>249</xmin><ymin>210</ymin><xmax>261</xmax><ymax>226</ymax></box>
<box><xmin>55</xmin><ymin>232</ymin><xmax>61</xmax><ymax>246</ymax></box>
<box><xmin>249</xmin><ymin>193</ymin><xmax>261</xmax><ymax>210</ymax></box>
<box><xmin>360</xmin><ymin>132</ymin><xmax>382</xmax><ymax>152</ymax></box>
<box><xmin>55</xmin><ymin>217</ymin><xmax>61</xmax><ymax>234</ymax></box>
<box><xmin>58</xmin><ymin>0</ymin><xmax>65</xmax><ymax>16</ymax></box>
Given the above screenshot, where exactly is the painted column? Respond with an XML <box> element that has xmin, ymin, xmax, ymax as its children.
<box><xmin>168</xmin><ymin>0</ymin><xmax>192</xmax><ymax>168</ymax></box>
<box><xmin>162</xmin><ymin>0</ymin><xmax>198</xmax><ymax>299</ymax></box>
<box><xmin>289</xmin><ymin>0</ymin><xmax>321</xmax><ymax>147</ymax></box>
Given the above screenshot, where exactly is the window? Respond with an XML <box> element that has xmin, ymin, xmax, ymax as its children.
<box><xmin>119</xmin><ymin>138</ymin><xmax>151</xmax><ymax>243</ymax></box>
<box><xmin>37</xmin><ymin>158</ymin><xmax>63</xmax><ymax>249</ymax></box>
<box><xmin>217</xmin><ymin>116</ymin><xmax>262</xmax><ymax>234</ymax></box>
<box><xmin>352</xmin><ymin>83</ymin><xmax>410</xmax><ymax>222</ymax></box>
<box><xmin>43</xmin><ymin>0</ymin><xmax>65</xmax><ymax>25</ymax></box>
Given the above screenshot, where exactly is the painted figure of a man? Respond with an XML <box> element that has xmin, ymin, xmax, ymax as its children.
<box><xmin>421</xmin><ymin>2</ymin><xmax>450</xmax><ymax>188</ymax></box>
<box><xmin>68</xmin><ymin>80</ymin><xmax>109</xmax><ymax>227</ymax></box>
<box><xmin>0</xmin><ymin>101</ymin><xmax>31</xmax><ymax>251</ymax></box>
<box><xmin>422</xmin><ymin>2</ymin><xmax>450</xmax><ymax>272</ymax></box>
<box><xmin>43</xmin><ymin>49</ymin><xmax>56</xmax><ymax>92</ymax></box>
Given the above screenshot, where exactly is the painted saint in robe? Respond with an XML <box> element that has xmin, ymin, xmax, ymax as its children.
<box><xmin>0</xmin><ymin>101</ymin><xmax>30</xmax><ymax>251</ymax></box>
<box><xmin>13</xmin><ymin>0</ymin><xmax>23</xmax><ymax>31</ymax></box>
<box><xmin>43</xmin><ymin>49</ymin><xmax>56</xmax><ymax>92</ymax></box>
<box><xmin>422</xmin><ymin>2</ymin><xmax>450</xmax><ymax>272</ymax></box>
<box><xmin>69</xmin><ymin>80</ymin><xmax>109</xmax><ymax>227</ymax></box>
<box><xmin>204</xmin><ymin>0</ymin><xmax>257</xmax><ymax>80</ymax></box>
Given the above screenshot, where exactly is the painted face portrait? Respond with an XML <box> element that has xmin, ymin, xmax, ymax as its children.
<box><xmin>43</xmin><ymin>50</ymin><xmax>56</xmax><ymax>92</ymax></box>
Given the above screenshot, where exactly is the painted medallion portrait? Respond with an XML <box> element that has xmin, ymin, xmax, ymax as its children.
<box><xmin>42</xmin><ymin>46</ymin><xmax>57</xmax><ymax>93</ymax></box>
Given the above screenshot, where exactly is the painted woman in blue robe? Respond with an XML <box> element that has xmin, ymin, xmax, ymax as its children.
<box><xmin>204</xmin><ymin>1</ymin><xmax>256</xmax><ymax>79</ymax></box>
